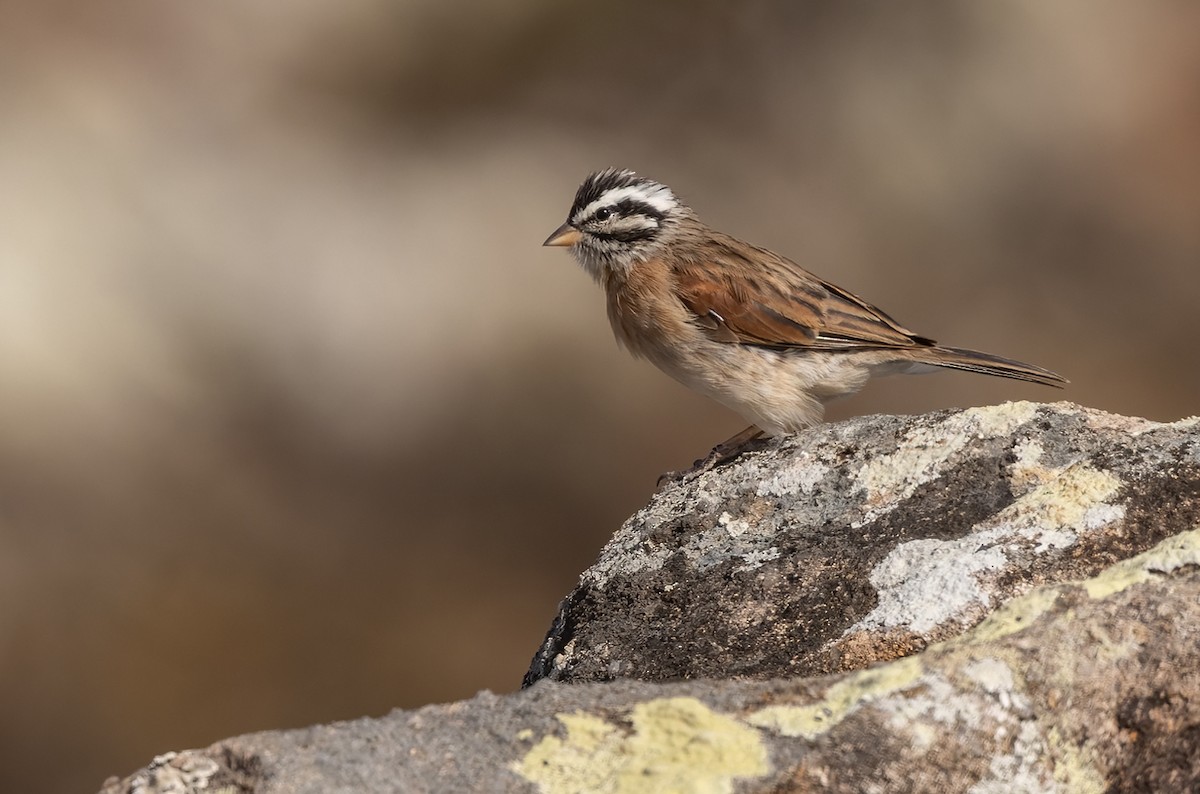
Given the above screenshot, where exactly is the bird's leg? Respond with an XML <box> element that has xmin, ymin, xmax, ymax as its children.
<box><xmin>656</xmin><ymin>425</ymin><xmax>766</xmax><ymax>489</ymax></box>
<box><xmin>704</xmin><ymin>424</ymin><xmax>767</xmax><ymax>466</ymax></box>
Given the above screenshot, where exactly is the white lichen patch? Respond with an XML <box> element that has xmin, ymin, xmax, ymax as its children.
<box><xmin>1075</xmin><ymin>404</ymin><xmax>1187</xmax><ymax>436</ymax></box>
<box><xmin>847</xmin><ymin>460</ymin><xmax>1127</xmax><ymax>636</ymax></box>
<box><xmin>878</xmin><ymin>672</ymin><xmax>993</xmax><ymax>734</ymax></box>
<box><xmin>962</xmin><ymin>658</ymin><xmax>1029</xmax><ymax>714</ymax></box>
<box><xmin>590</xmin><ymin>506</ymin><xmax>784</xmax><ymax>582</ymax></box>
<box><xmin>853</xmin><ymin>402</ymin><xmax>1040</xmax><ymax>527</ymax></box>
<box><xmin>551</xmin><ymin>639</ymin><xmax>577</xmax><ymax>675</ymax></box>
<box><xmin>1164</xmin><ymin>415</ymin><xmax>1200</xmax><ymax>433</ymax></box>
<box><xmin>853</xmin><ymin>536</ymin><xmax>1008</xmax><ymax>633</ymax></box>
<box><xmin>129</xmin><ymin>751</ymin><xmax>221</xmax><ymax>794</ymax></box>
<box><xmin>733</xmin><ymin>547</ymin><xmax>782</xmax><ymax>573</ymax></box>
<box><xmin>580</xmin><ymin>510</ymin><xmax>676</xmax><ymax>590</ymax></box>
<box><xmin>718</xmin><ymin>511</ymin><xmax>751</xmax><ymax>537</ymax></box>
<box><xmin>584</xmin><ymin>475</ymin><xmax>785</xmax><ymax>588</ymax></box>
<box><xmin>513</xmin><ymin>697</ymin><xmax>769</xmax><ymax>794</ymax></box>
<box><xmin>876</xmin><ymin>668</ymin><xmax>1054</xmax><ymax>792</ymax></box>
<box><xmin>969</xmin><ymin>719</ymin><xmax>1055</xmax><ymax>794</ymax></box>
<box><xmin>963</xmin><ymin>658</ymin><xmax>1014</xmax><ymax>696</ymax></box>
<box><xmin>1009</xmin><ymin>439</ymin><xmax>1048</xmax><ymax>491</ymax></box>
<box><xmin>755</xmin><ymin>453</ymin><xmax>832</xmax><ymax>498</ymax></box>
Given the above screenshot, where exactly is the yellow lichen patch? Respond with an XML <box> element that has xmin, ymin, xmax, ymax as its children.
<box><xmin>999</xmin><ymin>463</ymin><xmax>1122</xmax><ymax>531</ymax></box>
<box><xmin>941</xmin><ymin>529</ymin><xmax>1200</xmax><ymax>649</ymax></box>
<box><xmin>947</xmin><ymin>588</ymin><xmax>1061</xmax><ymax>647</ymax></box>
<box><xmin>1082</xmin><ymin>528</ymin><xmax>1200</xmax><ymax>599</ymax></box>
<box><xmin>967</xmin><ymin>401</ymin><xmax>1042</xmax><ymax>437</ymax></box>
<box><xmin>748</xmin><ymin>656</ymin><xmax>923</xmax><ymax>740</ymax></box>
<box><xmin>854</xmin><ymin>402</ymin><xmax>1040</xmax><ymax>524</ymax></box>
<box><xmin>1046</xmin><ymin>726</ymin><xmax>1106</xmax><ymax>794</ymax></box>
<box><xmin>513</xmin><ymin>697</ymin><xmax>770</xmax><ymax>794</ymax></box>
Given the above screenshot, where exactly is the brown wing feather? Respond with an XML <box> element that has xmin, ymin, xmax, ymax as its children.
<box><xmin>673</xmin><ymin>234</ymin><xmax>932</xmax><ymax>351</ymax></box>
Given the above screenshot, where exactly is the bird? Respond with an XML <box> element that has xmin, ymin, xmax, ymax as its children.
<box><xmin>544</xmin><ymin>167</ymin><xmax>1066</xmax><ymax>470</ymax></box>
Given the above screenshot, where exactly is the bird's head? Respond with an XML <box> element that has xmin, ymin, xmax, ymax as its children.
<box><xmin>544</xmin><ymin>168</ymin><xmax>688</xmax><ymax>279</ymax></box>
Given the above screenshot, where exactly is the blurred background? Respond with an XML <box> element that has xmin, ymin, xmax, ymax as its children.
<box><xmin>1</xmin><ymin>1</ymin><xmax>1197</xmax><ymax>790</ymax></box>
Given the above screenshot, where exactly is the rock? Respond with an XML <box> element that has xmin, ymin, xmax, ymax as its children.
<box><xmin>101</xmin><ymin>402</ymin><xmax>1200</xmax><ymax>793</ymax></box>
<box><xmin>526</xmin><ymin>401</ymin><xmax>1200</xmax><ymax>685</ymax></box>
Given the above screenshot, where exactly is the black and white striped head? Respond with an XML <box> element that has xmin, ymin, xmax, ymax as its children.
<box><xmin>543</xmin><ymin>168</ymin><xmax>687</xmax><ymax>278</ymax></box>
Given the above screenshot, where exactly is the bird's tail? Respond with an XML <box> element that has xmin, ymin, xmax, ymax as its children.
<box><xmin>916</xmin><ymin>345</ymin><xmax>1068</xmax><ymax>388</ymax></box>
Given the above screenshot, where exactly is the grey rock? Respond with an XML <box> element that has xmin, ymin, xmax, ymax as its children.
<box><xmin>526</xmin><ymin>401</ymin><xmax>1200</xmax><ymax>685</ymax></box>
<box><xmin>101</xmin><ymin>402</ymin><xmax>1200</xmax><ymax>793</ymax></box>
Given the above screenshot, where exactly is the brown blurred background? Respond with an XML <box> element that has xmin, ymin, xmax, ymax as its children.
<box><xmin>1</xmin><ymin>1</ymin><xmax>1197</xmax><ymax>790</ymax></box>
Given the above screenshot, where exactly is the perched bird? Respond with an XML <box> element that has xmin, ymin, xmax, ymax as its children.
<box><xmin>544</xmin><ymin>168</ymin><xmax>1066</xmax><ymax>465</ymax></box>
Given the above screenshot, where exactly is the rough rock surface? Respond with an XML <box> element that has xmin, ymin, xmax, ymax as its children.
<box><xmin>526</xmin><ymin>401</ymin><xmax>1200</xmax><ymax>685</ymax></box>
<box><xmin>101</xmin><ymin>402</ymin><xmax>1200</xmax><ymax>793</ymax></box>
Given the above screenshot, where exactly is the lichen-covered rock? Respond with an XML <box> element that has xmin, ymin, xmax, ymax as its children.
<box><xmin>102</xmin><ymin>529</ymin><xmax>1200</xmax><ymax>792</ymax></box>
<box><xmin>525</xmin><ymin>402</ymin><xmax>1200</xmax><ymax>685</ymax></box>
<box><xmin>101</xmin><ymin>403</ymin><xmax>1200</xmax><ymax>793</ymax></box>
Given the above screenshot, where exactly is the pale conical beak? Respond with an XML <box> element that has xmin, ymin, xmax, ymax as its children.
<box><xmin>543</xmin><ymin>222</ymin><xmax>581</xmax><ymax>247</ymax></box>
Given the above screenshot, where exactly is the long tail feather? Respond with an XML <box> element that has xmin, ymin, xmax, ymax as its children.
<box><xmin>922</xmin><ymin>345</ymin><xmax>1068</xmax><ymax>388</ymax></box>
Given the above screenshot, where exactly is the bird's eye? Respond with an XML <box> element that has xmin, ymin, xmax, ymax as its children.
<box><xmin>593</xmin><ymin>207</ymin><xmax>613</xmax><ymax>222</ymax></box>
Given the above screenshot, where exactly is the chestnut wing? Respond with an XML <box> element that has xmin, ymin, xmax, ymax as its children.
<box><xmin>672</xmin><ymin>238</ymin><xmax>933</xmax><ymax>350</ymax></box>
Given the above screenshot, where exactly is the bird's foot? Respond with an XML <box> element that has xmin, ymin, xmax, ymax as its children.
<box><xmin>656</xmin><ymin>426</ymin><xmax>767</xmax><ymax>490</ymax></box>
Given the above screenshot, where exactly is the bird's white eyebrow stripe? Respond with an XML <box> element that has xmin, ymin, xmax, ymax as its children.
<box><xmin>574</xmin><ymin>184</ymin><xmax>677</xmax><ymax>222</ymax></box>
<box><xmin>611</xmin><ymin>216</ymin><xmax>659</xmax><ymax>230</ymax></box>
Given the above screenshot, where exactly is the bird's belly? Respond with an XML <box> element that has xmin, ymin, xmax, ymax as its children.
<box><xmin>646</xmin><ymin>342</ymin><xmax>874</xmax><ymax>436</ymax></box>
